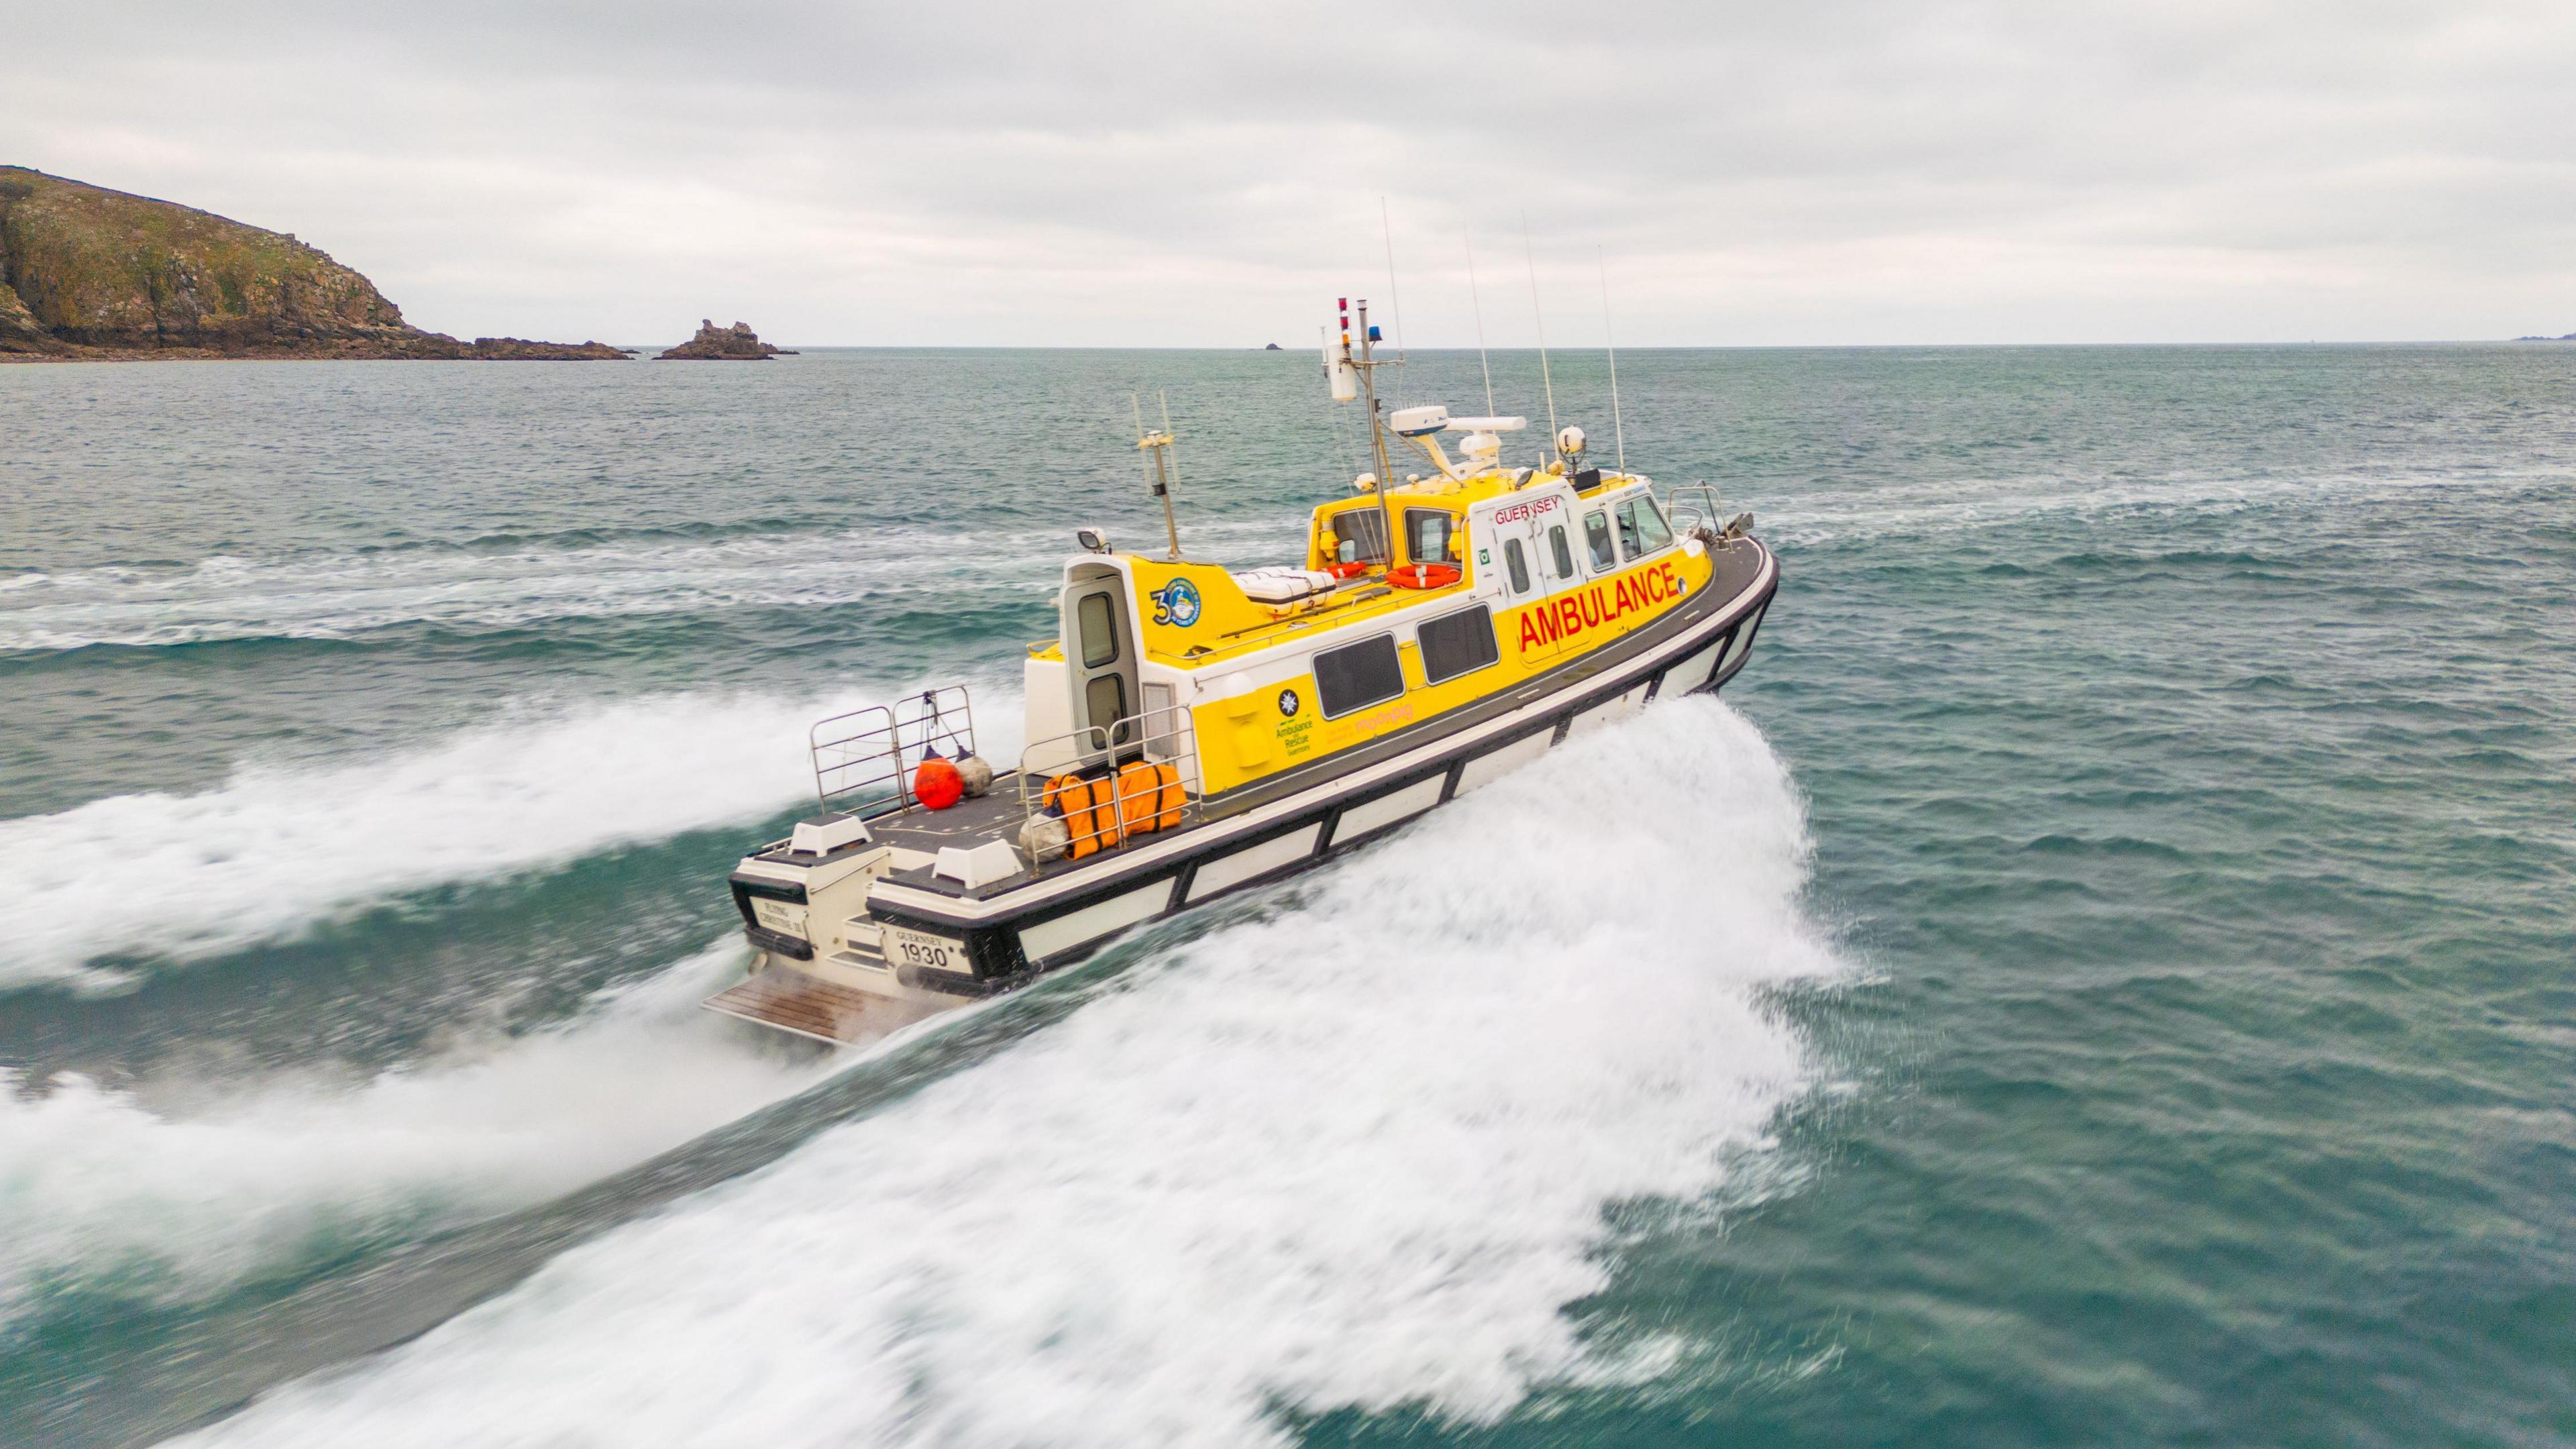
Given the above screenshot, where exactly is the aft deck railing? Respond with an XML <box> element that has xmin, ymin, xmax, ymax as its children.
<box><xmin>810</xmin><ymin>686</ymin><xmax>977</xmax><ymax>818</ymax></box>
<box><xmin>1014</xmin><ymin>700</ymin><xmax>1201</xmax><ymax>869</ymax></box>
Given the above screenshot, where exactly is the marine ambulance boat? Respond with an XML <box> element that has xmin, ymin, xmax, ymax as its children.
<box><xmin>704</xmin><ymin>303</ymin><xmax>1778</xmax><ymax>1044</ymax></box>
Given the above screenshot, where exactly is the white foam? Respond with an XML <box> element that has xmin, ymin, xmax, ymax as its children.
<box><xmin>0</xmin><ymin>686</ymin><xmax>1011</xmax><ymax>991</ymax></box>
<box><xmin>1768</xmin><ymin>466</ymin><xmax>2569</xmax><ymax>549</ymax></box>
<box><xmin>0</xmin><ymin>941</ymin><xmax>840</xmax><ymax>1328</ymax></box>
<box><xmin>171</xmin><ymin>699</ymin><xmax>1842</xmax><ymax>1448</ymax></box>
<box><xmin>0</xmin><ymin>518</ymin><xmax>1302</xmax><ymax>652</ymax></box>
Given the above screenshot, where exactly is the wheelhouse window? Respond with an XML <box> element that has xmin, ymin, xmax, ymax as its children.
<box><xmin>1548</xmin><ymin>524</ymin><xmax>1576</xmax><ymax>580</ymax></box>
<box><xmin>1405</xmin><ymin>508</ymin><xmax>1458</xmax><ymax>565</ymax></box>
<box><xmin>1417</xmin><ymin>604</ymin><xmax>1500</xmax><ymax>685</ymax></box>
<box><xmin>1614</xmin><ymin>494</ymin><xmax>1674</xmax><ymax>561</ymax></box>
<box><xmin>1503</xmin><ymin>537</ymin><xmax>1532</xmax><ymax>594</ymax></box>
<box><xmin>1583</xmin><ymin>511</ymin><xmax>1616</xmax><ymax>571</ymax></box>
<box><xmin>1313</xmin><ymin>635</ymin><xmax>1406</xmax><ymax>718</ymax></box>
<box><xmin>1329</xmin><ymin>508</ymin><xmax>1391</xmax><ymax>566</ymax></box>
<box><xmin>1077</xmin><ymin>592</ymin><xmax>1120</xmax><ymax>667</ymax></box>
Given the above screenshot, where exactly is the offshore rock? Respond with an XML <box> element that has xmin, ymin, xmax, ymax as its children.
<box><xmin>0</xmin><ymin>166</ymin><xmax>625</xmax><ymax>362</ymax></box>
<box><xmin>465</xmin><ymin>336</ymin><xmax>627</xmax><ymax>360</ymax></box>
<box><xmin>657</xmin><ymin>319</ymin><xmax>781</xmax><ymax>360</ymax></box>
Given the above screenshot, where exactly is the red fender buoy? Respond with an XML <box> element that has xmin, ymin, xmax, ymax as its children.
<box><xmin>913</xmin><ymin>755</ymin><xmax>965</xmax><ymax>810</ymax></box>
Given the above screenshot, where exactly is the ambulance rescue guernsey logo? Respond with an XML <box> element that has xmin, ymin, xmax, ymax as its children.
<box><xmin>1150</xmin><ymin>577</ymin><xmax>1202</xmax><ymax>627</ymax></box>
<box><xmin>1277</xmin><ymin>688</ymin><xmax>1300</xmax><ymax>716</ymax></box>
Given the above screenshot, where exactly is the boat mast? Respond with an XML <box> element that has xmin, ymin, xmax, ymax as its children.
<box><xmin>1354</xmin><ymin>299</ymin><xmax>1399</xmax><ymax>570</ymax></box>
<box><xmin>1133</xmin><ymin>391</ymin><xmax>1183</xmax><ymax>560</ymax></box>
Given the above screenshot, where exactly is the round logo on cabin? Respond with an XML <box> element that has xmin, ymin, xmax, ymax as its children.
<box><xmin>1276</xmin><ymin>688</ymin><xmax>1300</xmax><ymax>717</ymax></box>
<box><xmin>1150</xmin><ymin>577</ymin><xmax>1202</xmax><ymax>628</ymax></box>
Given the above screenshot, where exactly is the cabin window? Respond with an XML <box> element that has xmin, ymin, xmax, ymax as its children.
<box><xmin>1077</xmin><ymin>592</ymin><xmax>1120</xmax><ymax>668</ymax></box>
<box><xmin>1313</xmin><ymin>635</ymin><xmax>1406</xmax><ymax>718</ymax></box>
<box><xmin>1583</xmin><ymin>511</ymin><xmax>1616</xmax><ymax>571</ymax></box>
<box><xmin>1405</xmin><ymin>508</ymin><xmax>1458</xmax><ymax>564</ymax></box>
<box><xmin>1614</xmin><ymin>495</ymin><xmax>1674</xmax><ymax>560</ymax></box>
<box><xmin>1503</xmin><ymin>537</ymin><xmax>1532</xmax><ymax>594</ymax></box>
<box><xmin>1417</xmin><ymin>604</ymin><xmax>1500</xmax><ymax>685</ymax></box>
<box><xmin>1330</xmin><ymin>509</ymin><xmax>1391</xmax><ymax>566</ymax></box>
<box><xmin>1548</xmin><ymin>524</ymin><xmax>1576</xmax><ymax>580</ymax></box>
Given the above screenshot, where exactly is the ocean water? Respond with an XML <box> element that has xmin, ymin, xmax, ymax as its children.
<box><xmin>0</xmin><ymin>344</ymin><xmax>2569</xmax><ymax>1447</ymax></box>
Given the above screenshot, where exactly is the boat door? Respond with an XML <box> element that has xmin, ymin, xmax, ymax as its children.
<box><xmin>1474</xmin><ymin>490</ymin><xmax>1570</xmax><ymax>664</ymax></box>
<box><xmin>1061</xmin><ymin>564</ymin><xmax>1142</xmax><ymax>763</ymax></box>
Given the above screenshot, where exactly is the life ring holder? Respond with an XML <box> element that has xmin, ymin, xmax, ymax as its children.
<box><xmin>1386</xmin><ymin>563</ymin><xmax>1462</xmax><ymax>590</ymax></box>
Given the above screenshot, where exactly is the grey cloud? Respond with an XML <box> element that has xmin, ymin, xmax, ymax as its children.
<box><xmin>8</xmin><ymin>1</ymin><xmax>2573</xmax><ymax>344</ymax></box>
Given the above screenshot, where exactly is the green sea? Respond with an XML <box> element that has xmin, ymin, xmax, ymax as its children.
<box><xmin>0</xmin><ymin>344</ymin><xmax>2568</xmax><ymax>1447</ymax></box>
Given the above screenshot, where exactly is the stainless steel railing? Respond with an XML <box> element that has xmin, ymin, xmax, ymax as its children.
<box><xmin>1013</xmin><ymin>701</ymin><xmax>1201</xmax><ymax>868</ymax></box>
<box><xmin>809</xmin><ymin>686</ymin><xmax>977</xmax><ymax>818</ymax></box>
<box><xmin>1662</xmin><ymin>482</ymin><xmax>1725</xmax><ymax>537</ymax></box>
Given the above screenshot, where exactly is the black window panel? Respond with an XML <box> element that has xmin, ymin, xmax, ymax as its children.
<box><xmin>1314</xmin><ymin>635</ymin><xmax>1406</xmax><ymax>718</ymax></box>
<box><xmin>1503</xmin><ymin>537</ymin><xmax>1532</xmax><ymax>593</ymax></box>
<box><xmin>1405</xmin><ymin>508</ymin><xmax>1458</xmax><ymax>564</ymax></box>
<box><xmin>1417</xmin><ymin>605</ymin><xmax>1499</xmax><ymax>686</ymax></box>
<box><xmin>1548</xmin><ymin>525</ymin><xmax>1576</xmax><ymax>579</ymax></box>
<box><xmin>1330</xmin><ymin>509</ymin><xmax>1391</xmax><ymax>565</ymax></box>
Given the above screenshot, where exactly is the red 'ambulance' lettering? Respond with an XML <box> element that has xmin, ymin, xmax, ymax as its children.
<box><xmin>1513</xmin><ymin>562</ymin><xmax>1683</xmax><ymax>653</ymax></box>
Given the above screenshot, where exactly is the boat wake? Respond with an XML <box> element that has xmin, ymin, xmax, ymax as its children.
<box><xmin>0</xmin><ymin>518</ymin><xmax>1305</xmax><ymax>653</ymax></box>
<box><xmin>0</xmin><ymin>942</ymin><xmax>835</xmax><ymax>1334</ymax></box>
<box><xmin>170</xmin><ymin>698</ymin><xmax>1843</xmax><ymax>1448</ymax></box>
<box><xmin>0</xmin><ymin>687</ymin><xmax>966</xmax><ymax>993</ymax></box>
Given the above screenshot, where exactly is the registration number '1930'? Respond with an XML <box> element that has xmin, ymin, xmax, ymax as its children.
<box><xmin>887</xmin><ymin>925</ymin><xmax>965</xmax><ymax>975</ymax></box>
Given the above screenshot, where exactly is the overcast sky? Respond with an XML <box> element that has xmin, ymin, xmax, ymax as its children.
<box><xmin>9</xmin><ymin>2</ymin><xmax>2573</xmax><ymax>346</ymax></box>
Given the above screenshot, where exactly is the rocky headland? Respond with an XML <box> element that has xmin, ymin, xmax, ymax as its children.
<box><xmin>657</xmin><ymin>319</ymin><xmax>786</xmax><ymax>360</ymax></box>
<box><xmin>0</xmin><ymin>167</ymin><xmax>623</xmax><ymax>362</ymax></box>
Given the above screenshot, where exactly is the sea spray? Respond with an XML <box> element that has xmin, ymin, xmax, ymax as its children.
<box><xmin>171</xmin><ymin>699</ymin><xmax>1843</xmax><ymax>1448</ymax></box>
<box><xmin>0</xmin><ymin>686</ymin><xmax>1020</xmax><ymax>992</ymax></box>
<box><xmin>0</xmin><ymin>941</ymin><xmax>837</xmax><ymax>1330</ymax></box>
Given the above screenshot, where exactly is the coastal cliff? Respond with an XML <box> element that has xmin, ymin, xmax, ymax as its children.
<box><xmin>0</xmin><ymin>167</ymin><xmax>623</xmax><ymax>361</ymax></box>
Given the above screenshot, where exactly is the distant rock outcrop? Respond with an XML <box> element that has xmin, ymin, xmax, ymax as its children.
<box><xmin>0</xmin><ymin>166</ymin><xmax>624</xmax><ymax>362</ymax></box>
<box><xmin>657</xmin><ymin>319</ymin><xmax>782</xmax><ymax>360</ymax></box>
<box><xmin>2513</xmin><ymin>331</ymin><xmax>2576</xmax><ymax>341</ymax></box>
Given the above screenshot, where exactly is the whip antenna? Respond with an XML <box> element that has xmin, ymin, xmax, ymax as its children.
<box><xmin>1464</xmin><ymin>231</ymin><xmax>1496</xmax><ymax>417</ymax></box>
<box><xmin>1598</xmin><ymin>247</ymin><xmax>1625</xmax><ymax>474</ymax></box>
<box><xmin>1380</xmin><ymin>197</ymin><xmax>1409</xmax><ymax>407</ymax></box>
<box><xmin>1522</xmin><ymin>217</ymin><xmax>1560</xmax><ymax>464</ymax></box>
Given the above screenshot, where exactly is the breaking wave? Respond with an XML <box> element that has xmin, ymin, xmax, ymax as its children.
<box><xmin>170</xmin><ymin>698</ymin><xmax>1843</xmax><ymax>1448</ymax></box>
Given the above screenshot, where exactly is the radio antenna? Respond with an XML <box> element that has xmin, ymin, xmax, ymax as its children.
<box><xmin>1598</xmin><ymin>247</ymin><xmax>1626</xmax><ymax>474</ymax></box>
<box><xmin>1132</xmin><ymin>391</ymin><xmax>1182</xmax><ymax>559</ymax></box>
<box><xmin>1464</xmin><ymin>231</ymin><xmax>1496</xmax><ymax>416</ymax></box>
<box><xmin>1380</xmin><ymin>197</ymin><xmax>1409</xmax><ymax>407</ymax></box>
<box><xmin>1522</xmin><ymin>216</ymin><xmax>1560</xmax><ymax>464</ymax></box>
